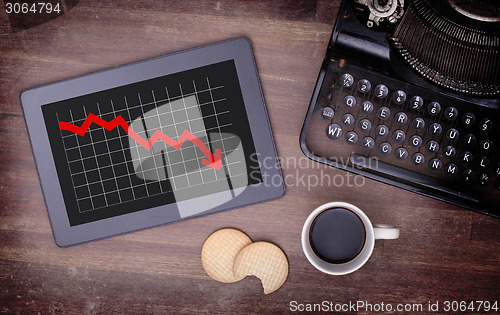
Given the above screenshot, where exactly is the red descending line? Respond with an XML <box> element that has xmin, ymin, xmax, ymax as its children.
<box><xmin>59</xmin><ymin>113</ymin><xmax>222</xmax><ymax>170</ymax></box>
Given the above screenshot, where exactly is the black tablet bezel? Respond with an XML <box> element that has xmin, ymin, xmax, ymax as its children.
<box><xmin>21</xmin><ymin>37</ymin><xmax>285</xmax><ymax>247</ymax></box>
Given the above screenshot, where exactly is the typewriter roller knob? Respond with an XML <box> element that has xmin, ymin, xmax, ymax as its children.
<box><xmin>354</xmin><ymin>0</ymin><xmax>405</xmax><ymax>28</ymax></box>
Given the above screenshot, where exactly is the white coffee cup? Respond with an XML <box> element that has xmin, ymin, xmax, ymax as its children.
<box><xmin>301</xmin><ymin>202</ymin><xmax>399</xmax><ymax>275</ymax></box>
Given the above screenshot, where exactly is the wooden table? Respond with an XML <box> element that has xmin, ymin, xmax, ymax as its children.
<box><xmin>1</xmin><ymin>1</ymin><xmax>499</xmax><ymax>313</ymax></box>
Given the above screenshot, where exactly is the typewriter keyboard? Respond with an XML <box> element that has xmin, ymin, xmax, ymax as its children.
<box><xmin>302</xmin><ymin>59</ymin><xmax>500</xmax><ymax>217</ymax></box>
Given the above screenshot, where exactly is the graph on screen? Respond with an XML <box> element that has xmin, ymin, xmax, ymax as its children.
<box><xmin>42</xmin><ymin>60</ymin><xmax>262</xmax><ymax>226</ymax></box>
<box><xmin>58</xmin><ymin>110</ymin><xmax>223</xmax><ymax>170</ymax></box>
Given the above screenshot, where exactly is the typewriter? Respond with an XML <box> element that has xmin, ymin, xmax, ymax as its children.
<box><xmin>300</xmin><ymin>0</ymin><xmax>500</xmax><ymax>217</ymax></box>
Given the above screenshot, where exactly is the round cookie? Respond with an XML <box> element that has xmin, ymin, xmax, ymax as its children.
<box><xmin>233</xmin><ymin>241</ymin><xmax>288</xmax><ymax>294</ymax></box>
<box><xmin>201</xmin><ymin>228</ymin><xmax>252</xmax><ymax>283</ymax></box>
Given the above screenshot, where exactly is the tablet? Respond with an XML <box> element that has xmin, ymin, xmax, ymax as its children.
<box><xmin>21</xmin><ymin>37</ymin><xmax>285</xmax><ymax>247</ymax></box>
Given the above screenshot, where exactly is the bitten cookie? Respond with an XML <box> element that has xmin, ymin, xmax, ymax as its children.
<box><xmin>201</xmin><ymin>228</ymin><xmax>252</xmax><ymax>283</ymax></box>
<box><xmin>233</xmin><ymin>241</ymin><xmax>288</xmax><ymax>294</ymax></box>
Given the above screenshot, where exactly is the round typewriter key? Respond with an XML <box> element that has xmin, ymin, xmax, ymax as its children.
<box><xmin>395</xmin><ymin>147</ymin><xmax>408</xmax><ymax>160</ymax></box>
<box><xmin>428</xmin><ymin>123</ymin><xmax>442</xmax><ymax>136</ymax></box>
<box><xmin>442</xmin><ymin>146</ymin><xmax>456</xmax><ymax>159</ymax></box>
<box><xmin>392</xmin><ymin>130</ymin><xmax>406</xmax><ymax>143</ymax></box>
<box><xmin>445</xmin><ymin>163</ymin><xmax>458</xmax><ymax>175</ymax></box>
<box><xmin>412</xmin><ymin>153</ymin><xmax>425</xmax><ymax>165</ymax></box>
<box><xmin>379</xmin><ymin>142</ymin><xmax>392</xmax><ymax>155</ymax></box>
<box><xmin>341</xmin><ymin>113</ymin><xmax>354</xmax><ymax>126</ymax></box>
<box><xmin>357</xmin><ymin>79</ymin><xmax>371</xmax><ymax>93</ymax></box>
<box><xmin>478</xmin><ymin>173</ymin><xmax>490</xmax><ymax>185</ymax></box>
<box><xmin>410</xmin><ymin>96</ymin><xmax>423</xmax><ymax>110</ymax></box>
<box><xmin>339</xmin><ymin>73</ymin><xmax>354</xmax><ymax>87</ymax></box>
<box><xmin>343</xmin><ymin>95</ymin><xmax>357</xmax><ymax>108</ymax></box>
<box><xmin>446</xmin><ymin>128</ymin><xmax>459</xmax><ymax>141</ymax></box>
<box><xmin>478</xmin><ymin>156</ymin><xmax>490</xmax><ymax>168</ymax></box>
<box><xmin>345</xmin><ymin>131</ymin><xmax>359</xmax><ymax>144</ymax></box>
<box><xmin>359</xmin><ymin>119</ymin><xmax>372</xmax><ymax>132</ymax></box>
<box><xmin>429</xmin><ymin>158</ymin><xmax>442</xmax><ymax>171</ymax></box>
<box><xmin>495</xmin><ymin>179</ymin><xmax>500</xmax><ymax>190</ymax></box>
<box><xmin>326</xmin><ymin>124</ymin><xmax>343</xmax><ymax>140</ymax></box>
<box><xmin>462</xmin><ymin>169</ymin><xmax>475</xmax><ymax>183</ymax></box>
<box><xmin>362</xmin><ymin>137</ymin><xmax>375</xmax><ymax>150</ymax></box>
<box><xmin>321</xmin><ymin>107</ymin><xmax>335</xmax><ymax>120</ymax></box>
<box><xmin>462</xmin><ymin>112</ymin><xmax>475</xmax><ymax>127</ymax></box>
<box><xmin>411</xmin><ymin>117</ymin><xmax>425</xmax><ymax>131</ymax></box>
<box><xmin>463</xmin><ymin>134</ymin><xmax>476</xmax><ymax>147</ymax></box>
<box><xmin>361</xmin><ymin>101</ymin><xmax>374</xmax><ymax>114</ymax></box>
<box><xmin>376</xmin><ymin>124</ymin><xmax>389</xmax><ymax>137</ymax></box>
<box><xmin>374</xmin><ymin>84</ymin><xmax>388</xmax><ymax>98</ymax></box>
<box><xmin>495</xmin><ymin>162</ymin><xmax>500</xmax><ymax>175</ymax></box>
<box><xmin>480</xmin><ymin>118</ymin><xmax>493</xmax><ymax>132</ymax></box>
<box><xmin>427</xmin><ymin>102</ymin><xmax>441</xmax><ymax>116</ymax></box>
<box><xmin>460</xmin><ymin>151</ymin><xmax>473</xmax><ymax>164</ymax></box>
<box><xmin>392</xmin><ymin>90</ymin><xmax>407</xmax><ymax>105</ymax></box>
<box><xmin>444</xmin><ymin>107</ymin><xmax>458</xmax><ymax>120</ymax></box>
<box><xmin>481</xmin><ymin>139</ymin><xmax>492</xmax><ymax>152</ymax></box>
<box><xmin>377</xmin><ymin>107</ymin><xmax>391</xmax><ymax>120</ymax></box>
<box><xmin>409</xmin><ymin>135</ymin><xmax>423</xmax><ymax>148</ymax></box>
<box><xmin>426</xmin><ymin>140</ymin><xmax>439</xmax><ymax>153</ymax></box>
<box><xmin>395</xmin><ymin>112</ymin><xmax>408</xmax><ymax>126</ymax></box>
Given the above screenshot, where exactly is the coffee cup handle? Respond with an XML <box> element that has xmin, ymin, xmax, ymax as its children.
<box><xmin>373</xmin><ymin>224</ymin><xmax>400</xmax><ymax>240</ymax></box>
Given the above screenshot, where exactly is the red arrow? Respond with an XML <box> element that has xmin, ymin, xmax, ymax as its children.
<box><xmin>59</xmin><ymin>113</ymin><xmax>223</xmax><ymax>170</ymax></box>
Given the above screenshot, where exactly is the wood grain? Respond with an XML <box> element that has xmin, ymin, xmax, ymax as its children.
<box><xmin>1</xmin><ymin>1</ymin><xmax>499</xmax><ymax>314</ymax></box>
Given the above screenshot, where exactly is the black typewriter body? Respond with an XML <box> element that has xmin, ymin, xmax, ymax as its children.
<box><xmin>300</xmin><ymin>0</ymin><xmax>500</xmax><ymax>217</ymax></box>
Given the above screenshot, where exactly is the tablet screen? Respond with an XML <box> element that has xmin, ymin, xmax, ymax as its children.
<box><xmin>42</xmin><ymin>60</ymin><xmax>262</xmax><ymax>226</ymax></box>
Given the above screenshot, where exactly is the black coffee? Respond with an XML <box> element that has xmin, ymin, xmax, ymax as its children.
<box><xmin>309</xmin><ymin>207</ymin><xmax>366</xmax><ymax>263</ymax></box>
